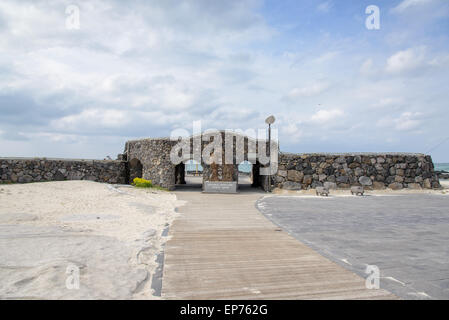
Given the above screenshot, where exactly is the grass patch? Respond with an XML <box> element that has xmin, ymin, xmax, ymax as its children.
<box><xmin>149</xmin><ymin>185</ymin><xmax>169</xmax><ymax>192</ymax></box>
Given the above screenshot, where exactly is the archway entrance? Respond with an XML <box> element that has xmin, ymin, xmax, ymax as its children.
<box><xmin>175</xmin><ymin>163</ymin><xmax>186</xmax><ymax>185</ymax></box>
<box><xmin>176</xmin><ymin>160</ymin><xmax>203</xmax><ymax>190</ymax></box>
<box><xmin>125</xmin><ymin>130</ymin><xmax>277</xmax><ymax>191</ymax></box>
<box><xmin>128</xmin><ymin>158</ymin><xmax>143</xmax><ymax>183</ymax></box>
<box><xmin>251</xmin><ymin>161</ymin><xmax>262</xmax><ymax>188</ymax></box>
<box><xmin>238</xmin><ymin>161</ymin><xmax>252</xmax><ymax>191</ymax></box>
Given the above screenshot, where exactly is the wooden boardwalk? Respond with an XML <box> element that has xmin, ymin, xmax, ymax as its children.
<box><xmin>161</xmin><ymin>189</ymin><xmax>396</xmax><ymax>299</ymax></box>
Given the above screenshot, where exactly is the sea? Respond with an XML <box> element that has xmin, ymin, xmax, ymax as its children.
<box><xmin>185</xmin><ymin>160</ymin><xmax>252</xmax><ymax>173</ymax></box>
<box><xmin>435</xmin><ymin>163</ymin><xmax>449</xmax><ymax>172</ymax></box>
<box><xmin>186</xmin><ymin>162</ymin><xmax>449</xmax><ymax>173</ymax></box>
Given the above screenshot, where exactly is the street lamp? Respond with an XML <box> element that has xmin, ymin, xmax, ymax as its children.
<box><xmin>265</xmin><ymin>115</ymin><xmax>275</xmax><ymax>192</ymax></box>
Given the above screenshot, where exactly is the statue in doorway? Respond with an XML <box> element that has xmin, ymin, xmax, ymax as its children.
<box><xmin>223</xmin><ymin>164</ymin><xmax>234</xmax><ymax>182</ymax></box>
<box><xmin>210</xmin><ymin>152</ymin><xmax>219</xmax><ymax>181</ymax></box>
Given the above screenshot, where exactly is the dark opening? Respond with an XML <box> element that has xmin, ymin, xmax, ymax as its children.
<box><xmin>175</xmin><ymin>160</ymin><xmax>203</xmax><ymax>190</ymax></box>
<box><xmin>238</xmin><ymin>161</ymin><xmax>252</xmax><ymax>190</ymax></box>
<box><xmin>129</xmin><ymin>158</ymin><xmax>143</xmax><ymax>184</ymax></box>
<box><xmin>251</xmin><ymin>161</ymin><xmax>262</xmax><ymax>188</ymax></box>
<box><xmin>175</xmin><ymin>163</ymin><xmax>186</xmax><ymax>185</ymax></box>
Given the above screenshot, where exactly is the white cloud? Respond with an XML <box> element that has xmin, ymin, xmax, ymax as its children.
<box><xmin>282</xmin><ymin>122</ymin><xmax>303</xmax><ymax>142</ymax></box>
<box><xmin>20</xmin><ymin>132</ymin><xmax>84</xmax><ymax>144</ymax></box>
<box><xmin>53</xmin><ymin>109</ymin><xmax>128</xmax><ymax>130</ymax></box>
<box><xmin>317</xmin><ymin>1</ymin><xmax>333</xmax><ymax>13</ymax></box>
<box><xmin>396</xmin><ymin>112</ymin><xmax>423</xmax><ymax>131</ymax></box>
<box><xmin>0</xmin><ymin>0</ymin><xmax>448</xmax><ymax>160</ymax></box>
<box><xmin>377</xmin><ymin>112</ymin><xmax>423</xmax><ymax>131</ymax></box>
<box><xmin>385</xmin><ymin>47</ymin><xmax>426</xmax><ymax>74</ymax></box>
<box><xmin>360</xmin><ymin>59</ymin><xmax>375</xmax><ymax>76</ymax></box>
<box><xmin>429</xmin><ymin>54</ymin><xmax>449</xmax><ymax>67</ymax></box>
<box><xmin>391</xmin><ymin>0</ymin><xmax>435</xmax><ymax>13</ymax></box>
<box><xmin>372</xmin><ymin>97</ymin><xmax>405</xmax><ymax>109</ymax></box>
<box><xmin>312</xmin><ymin>51</ymin><xmax>339</xmax><ymax>64</ymax></box>
<box><xmin>286</xmin><ymin>82</ymin><xmax>330</xmax><ymax>99</ymax></box>
<box><xmin>310</xmin><ymin>109</ymin><xmax>343</xmax><ymax>124</ymax></box>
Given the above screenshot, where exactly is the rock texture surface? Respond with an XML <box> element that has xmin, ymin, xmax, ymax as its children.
<box><xmin>0</xmin><ymin>143</ymin><xmax>441</xmax><ymax>192</ymax></box>
<box><xmin>125</xmin><ymin>133</ymin><xmax>275</xmax><ymax>191</ymax></box>
<box><xmin>276</xmin><ymin>153</ymin><xmax>440</xmax><ymax>190</ymax></box>
<box><xmin>0</xmin><ymin>158</ymin><xmax>127</xmax><ymax>184</ymax></box>
<box><xmin>125</xmin><ymin>138</ymin><xmax>178</xmax><ymax>190</ymax></box>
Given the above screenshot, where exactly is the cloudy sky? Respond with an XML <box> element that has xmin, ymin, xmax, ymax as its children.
<box><xmin>0</xmin><ymin>0</ymin><xmax>448</xmax><ymax>161</ymax></box>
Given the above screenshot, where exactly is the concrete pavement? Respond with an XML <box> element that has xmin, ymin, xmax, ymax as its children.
<box><xmin>256</xmin><ymin>194</ymin><xmax>449</xmax><ymax>299</ymax></box>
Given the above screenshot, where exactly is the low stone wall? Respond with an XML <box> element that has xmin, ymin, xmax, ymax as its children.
<box><xmin>436</xmin><ymin>171</ymin><xmax>449</xmax><ymax>180</ymax></box>
<box><xmin>276</xmin><ymin>153</ymin><xmax>440</xmax><ymax>190</ymax></box>
<box><xmin>0</xmin><ymin>158</ymin><xmax>127</xmax><ymax>184</ymax></box>
<box><xmin>1</xmin><ymin>152</ymin><xmax>441</xmax><ymax>191</ymax></box>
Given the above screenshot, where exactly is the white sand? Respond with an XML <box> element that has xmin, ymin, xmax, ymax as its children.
<box><xmin>440</xmin><ymin>180</ymin><xmax>449</xmax><ymax>189</ymax></box>
<box><xmin>0</xmin><ymin>181</ymin><xmax>183</xmax><ymax>299</ymax></box>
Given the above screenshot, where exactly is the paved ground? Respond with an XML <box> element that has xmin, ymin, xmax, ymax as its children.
<box><xmin>161</xmin><ymin>186</ymin><xmax>396</xmax><ymax>299</ymax></box>
<box><xmin>256</xmin><ymin>194</ymin><xmax>449</xmax><ymax>300</ymax></box>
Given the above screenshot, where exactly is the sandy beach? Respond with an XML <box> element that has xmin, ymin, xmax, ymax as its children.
<box><xmin>0</xmin><ymin>181</ymin><xmax>182</xmax><ymax>299</ymax></box>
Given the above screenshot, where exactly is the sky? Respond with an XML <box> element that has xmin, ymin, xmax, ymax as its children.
<box><xmin>0</xmin><ymin>0</ymin><xmax>448</xmax><ymax>161</ymax></box>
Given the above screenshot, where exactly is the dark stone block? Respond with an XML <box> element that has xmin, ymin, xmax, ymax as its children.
<box><xmin>54</xmin><ymin>170</ymin><xmax>65</xmax><ymax>181</ymax></box>
<box><xmin>386</xmin><ymin>176</ymin><xmax>395</xmax><ymax>184</ymax></box>
<box><xmin>282</xmin><ymin>181</ymin><xmax>302</xmax><ymax>190</ymax></box>
<box><xmin>336</xmin><ymin>176</ymin><xmax>349</xmax><ymax>183</ymax></box>
<box><xmin>324</xmin><ymin>167</ymin><xmax>335</xmax><ymax>175</ymax></box>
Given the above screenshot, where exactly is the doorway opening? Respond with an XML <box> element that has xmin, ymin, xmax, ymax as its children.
<box><xmin>129</xmin><ymin>158</ymin><xmax>143</xmax><ymax>184</ymax></box>
<box><xmin>251</xmin><ymin>161</ymin><xmax>262</xmax><ymax>189</ymax></box>
<box><xmin>238</xmin><ymin>161</ymin><xmax>254</xmax><ymax>191</ymax></box>
<box><xmin>176</xmin><ymin>160</ymin><xmax>203</xmax><ymax>190</ymax></box>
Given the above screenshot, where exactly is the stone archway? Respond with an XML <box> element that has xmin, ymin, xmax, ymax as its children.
<box><xmin>175</xmin><ymin>163</ymin><xmax>186</xmax><ymax>185</ymax></box>
<box><xmin>125</xmin><ymin>130</ymin><xmax>277</xmax><ymax>191</ymax></box>
<box><xmin>128</xmin><ymin>158</ymin><xmax>143</xmax><ymax>184</ymax></box>
<box><xmin>251</xmin><ymin>161</ymin><xmax>261</xmax><ymax>188</ymax></box>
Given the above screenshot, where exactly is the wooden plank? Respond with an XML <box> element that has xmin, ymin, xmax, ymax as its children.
<box><xmin>162</xmin><ymin>191</ymin><xmax>397</xmax><ymax>300</ymax></box>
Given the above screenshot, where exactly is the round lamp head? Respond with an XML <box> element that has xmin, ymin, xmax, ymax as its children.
<box><xmin>265</xmin><ymin>115</ymin><xmax>276</xmax><ymax>125</ymax></box>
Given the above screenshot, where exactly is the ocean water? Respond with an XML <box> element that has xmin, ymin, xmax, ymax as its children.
<box><xmin>187</xmin><ymin>162</ymin><xmax>449</xmax><ymax>173</ymax></box>
<box><xmin>185</xmin><ymin>162</ymin><xmax>203</xmax><ymax>172</ymax></box>
<box><xmin>435</xmin><ymin>163</ymin><xmax>449</xmax><ymax>172</ymax></box>
<box><xmin>185</xmin><ymin>161</ymin><xmax>252</xmax><ymax>173</ymax></box>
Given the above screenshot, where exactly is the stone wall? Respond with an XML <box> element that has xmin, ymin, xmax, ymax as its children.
<box><xmin>1</xmin><ymin>142</ymin><xmax>441</xmax><ymax>192</ymax></box>
<box><xmin>125</xmin><ymin>138</ymin><xmax>177</xmax><ymax>190</ymax></box>
<box><xmin>125</xmin><ymin>133</ymin><xmax>277</xmax><ymax>190</ymax></box>
<box><xmin>0</xmin><ymin>158</ymin><xmax>127</xmax><ymax>184</ymax></box>
<box><xmin>276</xmin><ymin>153</ymin><xmax>440</xmax><ymax>190</ymax></box>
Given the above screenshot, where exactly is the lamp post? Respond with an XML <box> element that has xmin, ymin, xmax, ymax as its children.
<box><xmin>265</xmin><ymin>115</ymin><xmax>276</xmax><ymax>192</ymax></box>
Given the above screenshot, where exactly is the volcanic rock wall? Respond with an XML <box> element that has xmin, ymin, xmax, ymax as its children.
<box><xmin>0</xmin><ymin>158</ymin><xmax>127</xmax><ymax>184</ymax></box>
<box><xmin>276</xmin><ymin>153</ymin><xmax>440</xmax><ymax>190</ymax></box>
